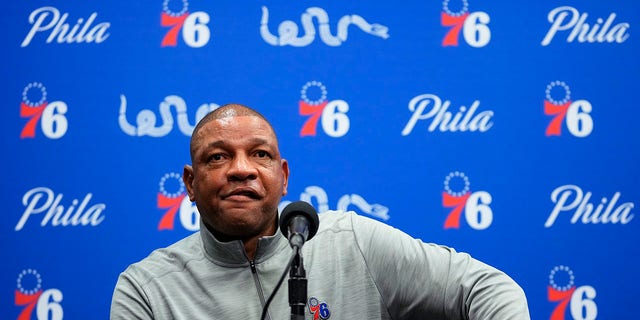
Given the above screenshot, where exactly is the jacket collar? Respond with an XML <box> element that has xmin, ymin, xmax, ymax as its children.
<box><xmin>199</xmin><ymin>220</ymin><xmax>289</xmax><ymax>266</ymax></box>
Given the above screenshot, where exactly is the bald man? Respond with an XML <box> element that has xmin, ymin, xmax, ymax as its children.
<box><xmin>111</xmin><ymin>103</ymin><xmax>530</xmax><ymax>320</ymax></box>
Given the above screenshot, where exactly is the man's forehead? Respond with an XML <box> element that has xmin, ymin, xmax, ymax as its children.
<box><xmin>195</xmin><ymin>115</ymin><xmax>277</xmax><ymax>144</ymax></box>
<box><xmin>205</xmin><ymin>115</ymin><xmax>271</xmax><ymax>132</ymax></box>
<box><xmin>215</xmin><ymin>107</ymin><xmax>243</xmax><ymax>118</ymax></box>
<box><xmin>189</xmin><ymin>106</ymin><xmax>278</xmax><ymax>159</ymax></box>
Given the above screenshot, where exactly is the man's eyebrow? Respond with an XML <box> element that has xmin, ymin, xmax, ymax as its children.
<box><xmin>205</xmin><ymin>140</ymin><xmax>225</xmax><ymax>149</ymax></box>
<box><xmin>204</xmin><ymin>138</ymin><xmax>273</xmax><ymax>149</ymax></box>
<box><xmin>249</xmin><ymin>137</ymin><xmax>270</xmax><ymax>146</ymax></box>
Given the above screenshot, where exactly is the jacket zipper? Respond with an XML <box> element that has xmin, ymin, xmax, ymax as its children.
<box><xmin>250</xmin><ymin>259</ymin><xmax>270</xmax><ymax>320</ymax></box>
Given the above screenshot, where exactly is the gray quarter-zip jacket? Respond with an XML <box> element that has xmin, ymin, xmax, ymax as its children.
<box><xmin>111</xmin><ymin>210</ymin><xmax>530</xmax><ymax>319</ymax></box>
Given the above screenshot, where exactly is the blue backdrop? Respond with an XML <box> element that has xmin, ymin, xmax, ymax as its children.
<box><xmin>2</xmin><ymin>1</ymin><xmax>638</xmax><ymax>319</ymax></box>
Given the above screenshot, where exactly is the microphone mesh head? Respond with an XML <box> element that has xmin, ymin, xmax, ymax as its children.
<box><xmin>279</xmin><ymin>201</ymin><xmax>320</xmax><ymax>240</ymax></box>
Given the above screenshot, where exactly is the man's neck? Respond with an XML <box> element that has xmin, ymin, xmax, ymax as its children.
<box><xmin>203</xmin><ymin>219</ymin><xmax>278</xmax><ymax>260</ymax></box>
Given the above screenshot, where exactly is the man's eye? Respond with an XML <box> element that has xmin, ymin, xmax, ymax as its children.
<box><xmin>209</xmin><ymin>154</ymin><xmax>224</xmax><ymax>162</ymax></box>
<box><xmin>255</xmin><ymin>150</ymin><xmax>269</xmax><ymax>158</ymax></box>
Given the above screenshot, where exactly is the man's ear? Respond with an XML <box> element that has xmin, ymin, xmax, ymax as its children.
<box><xmin>183</xmin><ymin>165</ymin><xmax>196</xmax><ymax>201</ymax></box>
<box><xmin>281</xmin><ymin>159</ymin><xmax>290</xmax><ymax>196</ymax></box>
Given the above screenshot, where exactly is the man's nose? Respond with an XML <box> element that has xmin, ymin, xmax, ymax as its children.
<box><xmin>228</xmin><ymin>154</ymin><xmax>258</xmax><ymax>180</ymax></box>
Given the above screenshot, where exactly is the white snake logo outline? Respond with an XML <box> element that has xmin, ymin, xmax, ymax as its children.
<box><xmin>119</xmin><ymin>95</ymin><xmax>219</xmax><ymax>137</ymax></box>
<box><xmin>260</xmin><ymin>6</ymin><xmax>390</xmax><ymax>47</ymax></box>
<box><xmin>279</xmin><ymin>186</ymin><xmax>390</xmax><ymax>221</ymax></box>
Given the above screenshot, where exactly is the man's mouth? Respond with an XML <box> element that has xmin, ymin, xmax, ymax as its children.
<box><xmin>225</xmin><ymin>188</ymin><xmax>260</xmax><ymax>200</ymax></box>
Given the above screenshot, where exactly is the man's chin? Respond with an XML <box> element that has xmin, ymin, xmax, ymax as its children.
<box><xmin>220</xmin><ymin>201</ymin><xmax>262</xmax><ymax>214</ymax></box>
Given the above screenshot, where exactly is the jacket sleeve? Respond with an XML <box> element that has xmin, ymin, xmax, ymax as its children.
<box><xmin>350</xmin><ymin>212</ymin><xmax>530</xmax><ymax>319</ymax></box>
<box><xmin>110</xmin><ymin>270</ymin><xmax>154</xmax><ymax>320</ymax></box>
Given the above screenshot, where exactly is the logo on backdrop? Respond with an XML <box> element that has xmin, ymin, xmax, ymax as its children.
<box><xmin>544</xmin><ymin>81</ymin><xmax>593</xmax><ymax>138</ymax></box>
<box><xmin>401</xmin><ymin>93</ymin><xmax>494</xmax><ymax>135</ymax></box>
<box><xmin>260</xmin><ymin>6</ymin><xmax>389</xmax><ymax>47</ymax></box>
<box><xmin>299</xmin><ymin>81</ymin><xmax>350</xmax><ymax>138</ymax></box>
<box><xmin>21</xmin><ymin>6</ymin><xmax>110</xmax><ymax>47</ymax></box>
<box><xmin>15</xmin><ymin>187</ymin><xmax>106</xmax><ymax>231</ymax></box>
<box><xmin>547</xmin><ymin>265</ymin><xmax>597</xmax><ymax>320</ymax></box>
<box><xmin>541</xmin><ymin>6</ymin><xmax>630</xmax><ymax>46</ymax></box>
<box><xmin>20</xmin><ymin>82</ymin><xmax>68</xmax><ymax>139</ymax></box>
<box><xmin>161</xmin><ymin>0</ymin><xmax>211</xmax><ymax>47</ymax></box>
<box><xmin>545</xmin><ymin>185</ymin><xmax>634</xmax><ymax>227</ymax></box>
<box><xmin>442</xmin><ymin>171</ymin><xmax>493</xmax><ymax>230</ymax></box>
<box><xmin>157</xmin><ymin>173</ymin><xmax>200</xmax><ymax>231</ymax></box>
<box><xmin>441</xmin><ymin>0</ymin><xmax>491</xmax><ymax>47</ymax></box>
<box><xmin>15</xmin><ymin>269</ymin><xmax>63</xmax><ymax>320</ymax></box>
<box><xmin>280</xmin><ymin>185</ymin><xmax>389</xmax><ymax>221</ymax></box>
<box><xmin>119</xmin><ymin>94</ymin><xmax>219</xmax><ymax>137</ymax></box>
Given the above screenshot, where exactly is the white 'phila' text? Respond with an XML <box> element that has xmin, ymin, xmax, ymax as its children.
<box><xmin>15</xmin><ymin>187</ymin><xmax>106</xmax><ymax>231</ymax></box>
<box><xmin>541</xmin><ymin>6</ymin><xmax>630</xmax><ymax>46</ymax></box>
<box><xmin>21</xmin><ymin>7</ymin><xmax>110</xmax><ymax>47</ymax></box>
<box><xmin>402</xmin><ymin>94</ymin><xmax>494</xmax><ymax>135</ymax></box>
<box><xmin>545</xmin><ymin>185</ymin><xmax>634</xmax><ymax>227</ymax></box>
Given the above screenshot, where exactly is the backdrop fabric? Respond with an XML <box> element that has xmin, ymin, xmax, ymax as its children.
<box><xmin>2</xmin><ymin>1</ymin><xmax>638</xmax><ymax>319</ymax></box>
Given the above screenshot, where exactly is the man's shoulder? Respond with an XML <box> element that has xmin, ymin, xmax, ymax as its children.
<box><xmin>122</xmin><ymin>232</ymin><xmax>203</xmax><ymax>285</ymax></box>
<box><xmin>317</xmin><ymin>210</ymin><xmax>353</xmax><ymax>230</ymax></box>
<box><xmin>316</xmin><ymin>210</ymin><xmax>386</xmax><ymax>235</ymax></box>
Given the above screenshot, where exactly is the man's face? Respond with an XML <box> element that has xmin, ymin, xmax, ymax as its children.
<box><xmin>184</xmin><ymin>115</ymin><xmax>289</xmax><ymax>240</ymax></box>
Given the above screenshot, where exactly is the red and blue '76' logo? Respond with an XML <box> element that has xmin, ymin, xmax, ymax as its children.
<box><xmin>15</xmin><ymin>269</ymin><xmax>64</xmax><ymax>320</ymax></box>
<box><xmin>157</xmin><ymin>173</ymin><xmax>200</xmax><ymax>231</ymax></box>
<box><xmin>308</xmin><ymin>297</ymin><xmax>330</xmax><ymax>319</ymax></box>
<box><xmin>20</xmin><ymin>82</ymin><xmax>68</xmax><ymax>139</ymax></box>
<box><xmin>441</xmin><ymin>0</ymin><xmax>490</xmax><ymax>47</ymax></box>
<box><xmin>442</xmin><ymin>171</ymin><xmax>493</xmax><ymax>230</ymax></box>
<box><xmin>299</xmin><ymin>81</ymin><xmax>350</xmax><ymax>138</ymax></box>
<box><xmin>547</xmin><ymin>265</ymin><xmax>597</xmax><ymax>320</ymax></box>
<box><xmin>544</xmin><ymin>81</ymin><xmax>593</xmax><ymax>138</ymax></box>
<box><xmin>161</xmin><ymin>0</ymin><xmax>210</xmax><ymax>48</ymax></box>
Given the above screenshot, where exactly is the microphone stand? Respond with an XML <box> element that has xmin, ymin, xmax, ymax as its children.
<box><xmin>288</xmin><ymin>246</ymin><xmax>307</xmax><ymax>320</ymax></box>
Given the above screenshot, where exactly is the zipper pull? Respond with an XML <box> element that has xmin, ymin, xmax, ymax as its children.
<box><xmin>249</xmin><ymin>259</ymin><xmax>257</xmax><ymax>273</ymax></box>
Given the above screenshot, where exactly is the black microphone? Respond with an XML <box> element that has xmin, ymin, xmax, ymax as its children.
<box><xmin>279</xmin><ymin>201</ymin><xmax>319</xmax><ymax>249</ymax></box>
